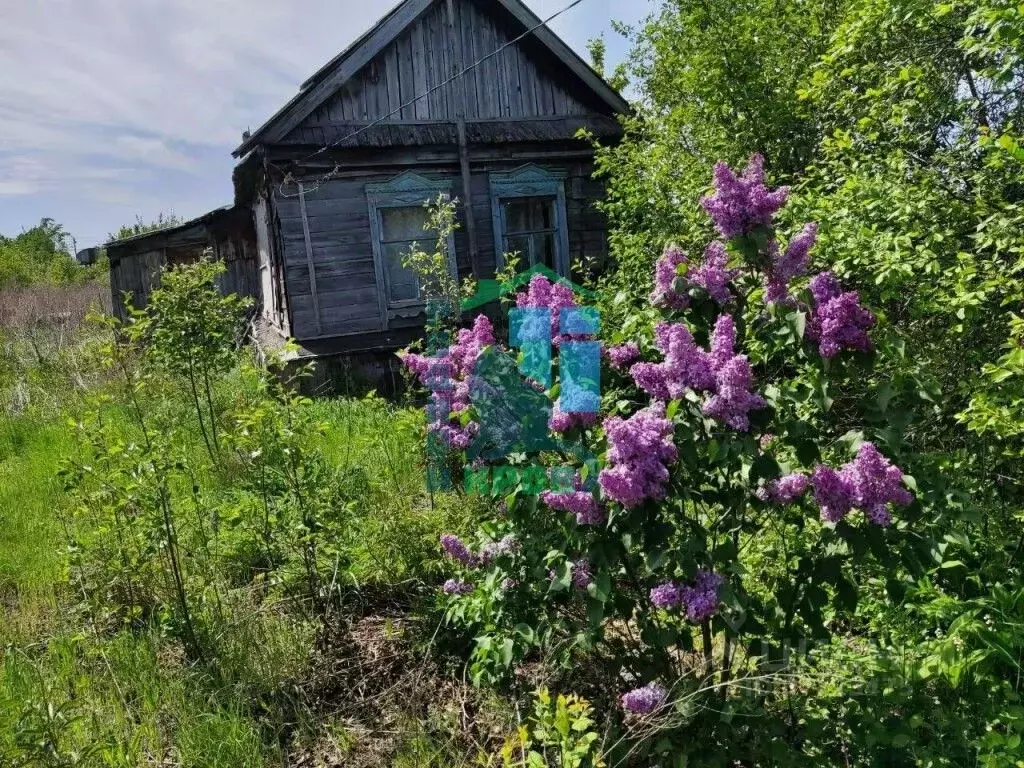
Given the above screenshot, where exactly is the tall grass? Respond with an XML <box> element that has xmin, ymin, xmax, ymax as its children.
<box><xmin>0</xmin><ymin>346</ymin><xmax>494</xmax><ymax>766</ymax></box>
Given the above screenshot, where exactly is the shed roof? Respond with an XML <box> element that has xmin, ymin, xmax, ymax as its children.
<box><xmin>233</xmin><ymin>0</ymin><xmax>628</xmax><ymax>157</ymax></box>
<box><xmin>103</xmin><ymin>206</ymin><xmax>235</xmax><ymax>250</ymax></box>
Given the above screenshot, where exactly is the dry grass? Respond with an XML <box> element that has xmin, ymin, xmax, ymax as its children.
<box><xmin>0</xmin><ymin>282</ymin><xmax>111</xmax><ymax>414</ymax></box>
<box><xmin>0</xmin><ymin>282</ymin><xmax>110</xmax><ymax>332</ymax></box>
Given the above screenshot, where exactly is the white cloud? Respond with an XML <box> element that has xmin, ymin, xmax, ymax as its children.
<box><xmin>0</xmin><ymin>0</ymin><xmax>650</xmax><ymax>243</ymax></box>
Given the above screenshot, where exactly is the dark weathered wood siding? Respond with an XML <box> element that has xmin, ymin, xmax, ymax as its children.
<box><xmin>107</xmin><ymin>208</ymin><xmax>259</xmax><ymax>322</ymax></box>
<box><xmin>294</xmin><ymin>0</ymin><xmax>607</xmax><ymax>130</ymax></box>
<box><xmin>270</xmin><ymin>155</ymin><xmax>607</xmax><ymax>342</ymax></box>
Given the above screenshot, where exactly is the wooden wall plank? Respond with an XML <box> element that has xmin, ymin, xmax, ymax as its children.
<box><xmin>412</xmin><ymin>19</ymin><xmax>429</xmax><ymax>120</ymax></box>
<box><xmin>397</xmin><ymin>31</ymin><xmax>414</xmax><ymax>120</ymax></box>
<box><xmin>385</xmin><ymin>45</ymin><xmax>401</xmax><ymax>120</ymax></box>
<box><xmin>297</xmin><ymin>182</ymin><xmax>323</xmax><ymax>336</ymax></box>
<box><xmin>456</xmin><ymin>0</ymin><xmax>479</xmax><ymax>119</ymax></box>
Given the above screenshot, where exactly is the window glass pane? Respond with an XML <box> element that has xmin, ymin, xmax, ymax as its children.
<box><xmin>505</xmin><ymin>235</ymin><xmax>532</xmax><ymax>263</ymax></box>
<box><xmin>383</xmin><ymin>242</ymin><xmax>420</xmax><ymax>302</ymax></box>
<box><xmin>381</xmin><ymin>206</ymin><xmax>427</xmax><ymax>243</ymax></box>
<box><xmin>503</xmin><ymin>197</ymin><xmax>555</xmax><ymax>235</ymax></box>
<box><xmin>535</xmin><ymin>233</ymin><xmax>556</xmax><ymax>270</ymax></box>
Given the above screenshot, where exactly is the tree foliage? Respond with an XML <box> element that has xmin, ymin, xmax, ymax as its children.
<box><xmin>106</xmin><ymin>212</ymin><xmax>183</xmax><ymax>243</ymax></box>
<box><xmin>0</xmin><ymin>218</ymin><xmax>98</xmax><ymax>286</ymax></box>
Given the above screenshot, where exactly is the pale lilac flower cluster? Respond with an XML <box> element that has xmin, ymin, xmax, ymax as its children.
<box><xmin>572</xmin><ymin>558</ymin><xmax>594</xmax><ymax>590</ymax></box>
<box><xmin>757</xmin><ymin>472</ymin><xmax>811</xmax><ymax>503</ymax></box>
<box><xmin>599</xmin><ymin>403</ymin><xmax>678</xmax><ymax>507</ymax></box>
<box><xmin>549</xmin><ymin>404</ymin><xmax>599</xmax><ymax>434</ymax></box>
<box><xmin>621</xmin><ymin>682</ymin><xmax>668</xmax><ymax>715</ymax></box>
<box><xmin>702</xmin><ymin>315</ymin><xmax>767</xmax><ymax>432</ymax></box>
<box><xmin>606</xmin><ymin>342</ymin><xmax>641</xmax><ymax>369</ymax></box>
<box><xmin>690</xmin><ymin>242</ymin><xmax>737</xmax><ymax>304</ymax></box>
<box><xmin>650</xmin><ymin>246</ymin><xmax>690</xmax><ymax>310</ymax></box>
<box><xmin>765</xmin><ymin>223</ymin><xmax>818</xmax><ymax>305</ymax></box>
<box><xmin>811</xmin><ymin>443</ymin><xmax>912</xmax><ymax>526</ymax></box>
<box><xmin>701</xmin><ymin>154</ymin><xmax>790</xmax><ymax>239</ymax></box>
<box><xmin>807</xmin><ymin>272</ymin><xmax>876</xmax><ymax>359</ymax></box>
<box><xmin>649</xmin><ymin>570</ymin><xmax>724</xmax><ymax>622</ymax></box>
<box><xmin>403</xmin><ymin>315</ymin><xmax>497</xmax><ymax>449</ymax></box>
<box><xmin>480</xmin><ymin>535</ymin><xmax>520</xmax><ymax>565</ymax></box>
<box><xmin>443</xmin><ymin>578</ymin><xmax>474</xmax><ymax>595</ymax></box>
<box><xmin>540</xmin><ymin>489</ymin><xmax>606</xmax><ymax>526</ymax></box>
<box><xmin>516</xmin><ymin>274</ymin><xmax>578</xmax><ymax>338</ymax></box>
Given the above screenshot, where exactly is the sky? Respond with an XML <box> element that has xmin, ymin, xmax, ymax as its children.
<box><xmin>0</xmin><ymin>0</ymin><xmax>653</xmax><ymax>250</ymax></box>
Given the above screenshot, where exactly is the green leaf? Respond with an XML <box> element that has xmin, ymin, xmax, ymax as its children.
<box><xmin>500</xmin><ymin>637</ymin><xmax>514</xmax><ymax>668</ymax></box>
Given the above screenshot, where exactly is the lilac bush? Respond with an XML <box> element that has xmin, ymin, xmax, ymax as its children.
<box><xmin>412</xmin><ymin>155</ymin><xmax>917</xmax><ymax>719</ymax></box>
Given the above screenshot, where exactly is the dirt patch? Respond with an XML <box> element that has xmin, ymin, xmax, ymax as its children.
<box><xmin>288</xmin><ymin>612</ymin><xmax>512</xmax><ymax>767</ymax></box>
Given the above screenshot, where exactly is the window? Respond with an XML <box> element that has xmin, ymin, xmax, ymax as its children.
<box><xmin>366</xmin><ymin>173</ymin><xmax>456</xmax><ymax>327</ymax></box>
<box><xmin>379</xmin><ymin>206</ymin><xmax>427</xmax><ymax>304</ymax></box>
<box><xmin>490</xmin><ymin>166</ymin><xmax>570</xmax><ymax>276</ymax></box>
<box><xmin>501</xmin><ymin>196</ymin><xmax>558</xmax><ymax>270</ymax></box>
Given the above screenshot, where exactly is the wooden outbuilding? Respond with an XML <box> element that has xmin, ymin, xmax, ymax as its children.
<box><xmin>105</xmin><ymin>206</ymin><xmax>259</xmax><ymax>322</ymax></box>
<box><xmin>233</xmin><ymin>0</ymin><xmax>628</xmax><ymax>361</ymax></box>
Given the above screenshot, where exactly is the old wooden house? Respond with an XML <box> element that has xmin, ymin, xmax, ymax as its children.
<box><xmin>108</xmin><ymin>0</ymin><xmax>627</xmax><ymax>375</ymax></box>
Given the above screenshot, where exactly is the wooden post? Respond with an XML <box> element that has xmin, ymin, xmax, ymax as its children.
<box><xmin>297</xmin><ymin>182</ymin><xmax>323</xmax><ymax>336</ymax></box>
<box><xmin>445</xmin><ymin>0</ymin><xmax>481</xmax><ymax>279</ymax></box>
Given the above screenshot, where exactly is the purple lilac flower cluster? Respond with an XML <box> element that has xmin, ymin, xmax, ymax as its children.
<box><xmin>403</xmin><ymin>315</ymin><xmax>497</xmax><ymax>448</ymax></box>
<box><xmin>440</xmin><ymin>534</ymin><xmax>478</xmax><ymax>567</ymax></box>
<box><xmin>811</xmin><ymin>442</ymin><xmax>912</xmax><ymax>526</ymax></box>
<box><xmin>516</xmin><ymin>274</ymin><xmax>578</xmax><ymax>340</ymax></box>
<box><xmin>690</xmin><ymin>242</ymin><xmax>737</xmax><ymax>305</ymax></box>
<box><xmin>572</xmin><ymin>557</ymin><xmax>594</xmax><ymax>590</ymax></box>
<box><xmin>650</xmin><ymin>246</ymin><xmax>690</xmax><ymax>310</ymax></box>
<box><xmin>598</xmin><ymin>402</ymin><xmax>678</xmax><ymax>508</ymax></box>
<box><xmin>680</xmin><ymin>570</ymin><xmax>726</xmax><ymax>622</ymax></box>
<box><xmin>540</xmin><ymin>489</ymin><xmax>605</xmax><ymax>526</ymax></box>
<box><xmin>606</xmin><ymin>342</ymin><xmax>641</xmax><ymax>369</ymax></box>
<box><xmin>649</xmin><ymin>580</ymin><xmax>684</xmax><ymax>609</ymax></box>
<box><xmin>765</xmin><ymin>223</ymin><xmax>818</xmax><ymax>305</ymax></box>
<box><xmin>443</xmin><ymin>533</ymin><xmax>520</xmax><ymax>569</ymax></box>
<box><xmin>701</xmin><ymin>154</ymin><xmax>790</xmax><ymax>239</ymax></box>
<box><xmin>628</xmin><ymin>315</ymin><xmax>764</xmax><ymax>432</ymax></box>
<box><xmin>702</xmin><ymin>315</ymin><xmax>767</xmax><ymax>432</ymax></box>
<box><xmin>630</xmin><ymin>322</ymin><xmax>715</xmax><ymax>400</ymax></box>
<box><xmin>621</xmin><ymin>682</ymin><xmax>668</xmax><ymax>715</ymax></box>
<box><xmin>549</xmin><ymin>403</ymin><xmax>599</xmax><ymax>434</ymax></box>
<box><xmin>807</xmin><ymin>272</ymin><xmax>876</xmax><ymax>359</ymax></box>
<box><xmin>443</xmin><ymin>578</ymin><xmax>474</xmax><ymax>595</ymax></box>
<box><xmin>648</xmin><ymin>569</ymin><xmax>725</xmax><ymax>622</ymax></box>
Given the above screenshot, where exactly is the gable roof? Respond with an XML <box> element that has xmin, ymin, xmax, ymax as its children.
<box><xmin>233</xmin><ymin>0</ymin><xmax>628</xmax><ymax>158</ymax></box>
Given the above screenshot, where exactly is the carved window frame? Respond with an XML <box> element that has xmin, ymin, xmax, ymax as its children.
<box><xmin>490</xmin><ymin>165</ymin><xmax>570</xmax><ymax>277</ymax></box>
<box><xmin>366</xmin><ymin>171</ymin><xmax>456</xmax><ymax>327</ymax></box>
